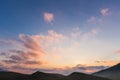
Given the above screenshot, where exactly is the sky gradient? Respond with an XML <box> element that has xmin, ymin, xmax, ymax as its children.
<box><xmin>0</xmin><ymin>0</ymin><xmax>120</xmax><ymax>74</ymax></box>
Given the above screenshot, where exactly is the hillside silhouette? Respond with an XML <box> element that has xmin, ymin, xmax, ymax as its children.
<box><xmin>2</xmin><ymin>63</ymin><xmax>120</xmax><ymax>80</ymax></box>
<box><xmin>93</xmin><ymin>63</ymin><xmax>120</xmax><ymax>80</ymax></box>
<box><xmin>0</xmin><ymin>71</ymin><xmax>111</xmax><ymax>80</ymax></box>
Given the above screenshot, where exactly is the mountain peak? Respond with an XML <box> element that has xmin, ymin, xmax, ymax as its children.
<box><xmin>115</xmin><ymin>63</ymin><xmax>120</xmax><ymax>66</ymax></box>
<box><xmin>69</xmin><ymin>72</ymin><xmax>86</xmax><ymax>77</ymax></box>
<box><xmin>33</xmin><ymin>71</ymin><xmax>44</xmax><ymax>74</ymax></box>
<box><xmin>31</xmin><ymin>71</ymin><xmax>46</xmax><ymax>76</ymax></box>
<box><xmin>109</xmin><ymin>62</ymin><xmax>120</xmax><ymax>70</ymax></box>
<box><xmin>93</xmin><ymin>63</ymin><xmax>120</xmax><ymax>80</ymax></box>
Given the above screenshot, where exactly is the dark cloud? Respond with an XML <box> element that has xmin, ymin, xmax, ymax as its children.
<box><xmin>2</xmin><ymin>60</ymin><xmax>18</xmax><ymax>64</ymax></box>
<box><xmin>0</xmin><ymin>52</ymin><xmax>8</xmax><ymax>56</ymax></box>
<box><xmin>10</xmin><ymin>55</ymin><xmax>23</xmax><ymax>61</ymax></box>
<box><xmin>74</xmin><ymin>64</ymin><xmax>109</xmax><ymax>72</ymax></box>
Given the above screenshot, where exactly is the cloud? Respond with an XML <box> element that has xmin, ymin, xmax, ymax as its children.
<box><xmin>0</xmin><ymin>30</ymin><xmax>67</xmax><ymax>73</ymax></box>
<box><xmin>19</xmin><ymin>34</ymin><xmax>46</xmax><ymax>58</ymax></box>
<box><xmin>81</xmin><ymin>29</ymin><xmax>98</xmax><ymax>40</ymax></box>
<box><xmin>40</xmin><ymin>64</ymin><xmax>109</xmax><ymax>75</ymax></box>
<box><xmin>71</xmin><ymin>27</ymin><xmax>81</xmax><ymax>38</ymax></box>
<box><xmin>87</xmin><ymin>16</ymin><xmax>103</xmax><ymax>24</ymax></box>
<box><xmin>95</xmin><ymin>60</ymin><xmax>119</xmax><ymax>66</ymax></box>
<box><xmin>41</xmin><ymin>30</ymin><xmax>66</xmax><ymax>46</ymax></box>
<box><xmin>95</xmin><ymin>61</ymin><xmax>107</xmax><ymax>63</ymax></box>
<box><xmin>43</xmin><ymin>12</ymin><xmax>54</xmax><ymax>24</ymax></box>
<box><xmin>68</xmin><ymin>64</ymin><xmax>109</xmax><ymax>74</ymax></box>
<box><xmin>70</xmin><ymin>27</ymin><xmax>98</xmax><ymax>41</ymax></box>
<box><xmin>0</xmin><ymin>39</ymin><xmax>18</xmax><ymax>45</ymax></box>
<box><xmin>87</xmin><ymin>16</ymin><xmax>96</xmax><ymax>23</ymax></box>
<box><xmin>115</xmin><ymin>50</ymin><xmax>120</xmax><ymax>54</ymax></box>
<box><xmin>0</xmin><ymin>29</ymin><xmax>100</xmax><ymax>74</ymax></box>
<box><xmin>101</xmin><ymin>8</ymin><xmax>109</xmax><ymax>16</ymax></box>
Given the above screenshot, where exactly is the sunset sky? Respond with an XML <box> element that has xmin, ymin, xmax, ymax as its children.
<box><xmin>0</xmin><ymin>0</ymin><xmax>120</xmax><ymax>74</ymax></box>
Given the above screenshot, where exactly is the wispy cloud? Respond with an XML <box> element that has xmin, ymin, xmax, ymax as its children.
<box><xmin>87</xmin><ymin>16</ymin><xmax>96</xmax><ymax>23</ymax></box>
<box><xmin>101</xmin><ymin>8</ymin><xmax>110</xmax><ymax>16</ymax></box>
<box><xmin>43</xmin><ymin>12</ymin><xmax>54</xmax><ymax>24</ymax></box>
<box><xmin>42</xmin><ymin>64</ymin><xmax>109</xmax><ymax>75</ymax></box>
<box><xmin>81</xmin><ymin>29</ymin><xmax>98</xmax><ymax>40</ymax></box>
<box><xmin>95</xmin><ymin>60</ymin><xmax>119</xmax><ymax>66</ymax></box>
<box><xmin>0</xmin><ymin>29</ymin><xmax>100</xmax><ymax>73</ymax></box>
<box><xmin>71</xmin><ymin>27</ymin><xmax>81</xmax><ymax>38</ymax></box>
<box><xmin>0</xmin><ymin>30</ymin><xmax>67</xmax><ymax>73</ymax></box>
<box><xmin>73</xmin><ymin>64</ymin><xmax>109</xmax><ymax>73</ymax></box>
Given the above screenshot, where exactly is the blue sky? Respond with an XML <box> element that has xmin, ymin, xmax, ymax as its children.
<box><xmin>0</xmin><ymin>0</ymin><xmax>120</xmax><ymax>74</ymax></box>
<box><xmin>0</xmin><ymin>0</ymin><xmax>120</xmax><ymax>36</ymax></box>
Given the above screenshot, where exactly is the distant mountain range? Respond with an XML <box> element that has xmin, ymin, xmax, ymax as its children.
<box><xmin>0</xmin><ymin>71</ymin><xmax>111</xmax><ymax>80</ymax></box>
<box><xmin>59</xmin><ymin>72</ymin><xmax>111</xmax><ymax>80</ymax></box>
<box><xmin>1</xmin><ymin>63</ymin><xmax>120</xmax><ymax>80</ymax></box>
<box><xmin>93</xmin><ymin>63</ymin><xmax>120</xmax><ymax>80</ymax></box>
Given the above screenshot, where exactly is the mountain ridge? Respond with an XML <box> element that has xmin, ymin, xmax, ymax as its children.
<box><xmin>1</xmin><ymin>63</ymin><xmax>120</xmax><ymax>80</ymax></box>
<box><xmin>0</xmin><ymin>70</ymin><xmax>112</xmax><ymax>80</ymax></box>
<box><xmin>93</xmin><ymin>63</ymin><xmax>120</xmax><ymax>80</ymax></box>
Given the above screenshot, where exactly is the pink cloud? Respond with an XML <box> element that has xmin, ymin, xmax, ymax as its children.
<box><xmin>71</xmin><ymin>27</ymin><xmax>81</xmax><ymax>38</ymax></box>
<box><xmin>0</xmin><ymin>29</ymin><xmax>101</xmax><ymax>74</ymax></box>
<box><xmin>43</xmin><ymin>12</ymin><xmax>54</xmax><ymax>23</ymax></box>
<box><xmin>82</xmin><ymin>29</ymin><xmax>98</xmax><ymax>40</ymax></box>
<box><xmin>0</xmin><ymin>30</ymin><xmax>67</xmax><ymax>73</ymax></box>
<box><xmin>87</xmin><ymin>16</ymin><xmax>96</xmax><ymax>23</ymax></box>
<box><xmin>115</xmin><ymin>50</ymin><xmax>120</xmax><ymax>54</ymax></box>
<box><xmin>40</xmin><ymin>30</ymin><xmax>66</xmax><ymax>47</ymax></box>
<box><xmin>101</xmin><ymin>8</ymin><xmax>109</xmax><ymax>16</ymax></box>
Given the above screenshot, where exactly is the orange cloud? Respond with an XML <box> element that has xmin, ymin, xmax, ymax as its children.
<box><xmin>0</xmin><ymin>30</ymin><xmax>67</xmax><ymax>73</ymax></box>
<box><xmin>0</xmin><ymin>29</ymin><xmax>101</xmax><ymax>74</ymax></box>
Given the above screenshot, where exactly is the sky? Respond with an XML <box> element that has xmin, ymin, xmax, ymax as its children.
<box><xmin>0</xmin><ymin>0</ymin><xmax>120</xmax><ymax>75</ymax></box>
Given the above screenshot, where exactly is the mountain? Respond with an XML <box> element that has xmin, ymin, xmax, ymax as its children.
<box><xmin>0</xmin><ymin>71</ymin><xmax>29</xmax><ymax>80</ymax></box>
<box><xmin>29</xmin><ymin>71</ymin><xmax>65</xmax><ymax>80</ymax></box>
<box><xmin>0</xmin><ymin>71</ymin><xmax>65</xmax><ymax>80</ymax></box>
<box><xmin>93</xmin><ymin>63</ymin><xmax>120</xmax><ymax>80</ymax></box>
<box><xmin>59</xmin><ymin>72</ymin><xmax>111</xmax><ymax>80</ymax></box>
<box><xmin>0</xmin><ymin>71</ymin><xmax>111</xmax><ymax>80</ymax></box>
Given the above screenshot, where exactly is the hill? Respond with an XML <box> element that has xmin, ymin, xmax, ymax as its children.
<box><xmin>93</xmin><ymin>63</ymin><xmax>120</xmax><ymax>80</ymax></box>
<box><xmin>0</xmin><ymin>71</ymin><xmax>29</xmax><ymax>80</ymax></box>
<box><xmin>60</xmin><ymin>72</ymin><xmax>111</xmax><ymax>80</ymax></box>
<box><xmin>0</xmin><ymin>71</ymin><xmax>112</xmax><ymax>80</ymax></box>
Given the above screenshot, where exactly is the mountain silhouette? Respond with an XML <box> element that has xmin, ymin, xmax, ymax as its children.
<box><xmin>0</xmin><ymin>71</ymin><xmax>29</xmax><ymax>80</ymax></box>
<box><xmin>60</xmin><ymin>72</ymin><xmax>111</xmax><ymax>80</ymax></box>
<box><xmin>93</xmin><ymin>63</ymin><xmax>120</xmax><ymax>80</ymax></box>
<box><xmin>29</xmin><ymin>71</ymin><xmax>65</xmax><ymax>80</ymax></box>
<box><xmin>0</xmin><ymin>71</ymin><xmax>111</xmax><ymax>80</ymax></box>
<box><xmin>0</xmin><ymin>71</ymin><xmax>65</xmax><ymax>80</ymax></box>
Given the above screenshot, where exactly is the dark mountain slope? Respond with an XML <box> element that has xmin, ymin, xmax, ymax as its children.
<box><xmin>59</xmin><ymin>72</ymin><xmax>111</xmax><ymax>80</ymax></box>
<box><xmin>0</xmin><ymin>71</ymin><xmax>65</xmax><ymax>80</ymax></box>
<box><xmin>0</xmin><ymin>71</ymin><xmax>29</xmax><ymax>80</ymax></box>
<box><xmin>29</xmin><ymin>71</ymin><xmax>65</xmax><ymax>80</ymax></box>
<box><xmin>93</xmin><ymin>63</ymin><xmax>120</xmax><ymax>80</ymax></box>
<box><xmin>0</xmin><ymin>71</ymin><xmax>112</xmax><ymax>80</ymax></box>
